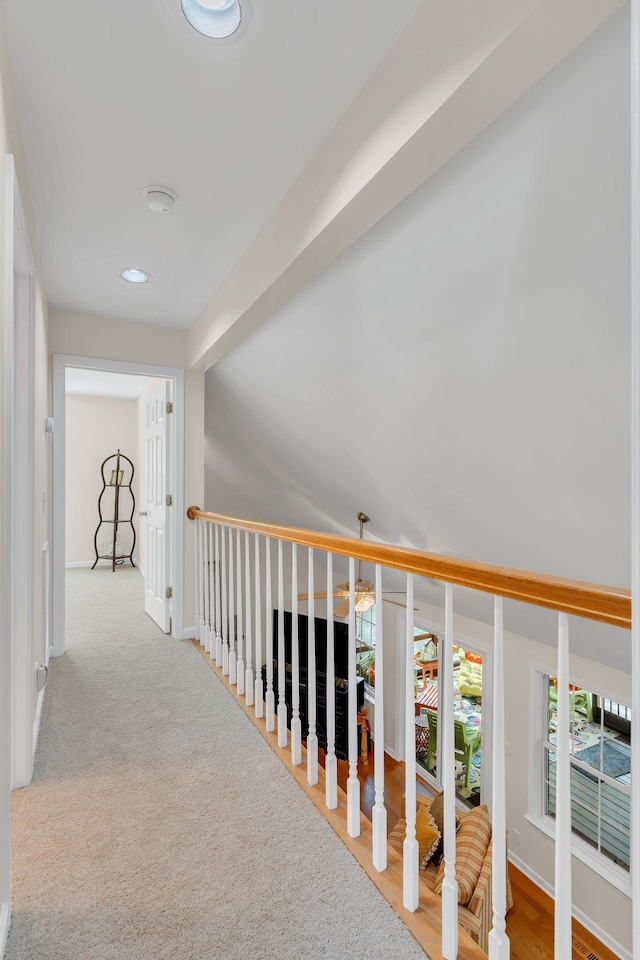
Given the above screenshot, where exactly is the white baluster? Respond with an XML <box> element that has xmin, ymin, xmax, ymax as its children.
<box><xmin>254</xmin><ymin>534</ymin><xmax>263</xmax><ymax>718</ymax></box>
<box><xmin>403</xmin><ymin>573</ymin><xmax>418</xmax><ymax>911</ymax></box>
<box><xmin>228</xmin><ymin>528</ymin><xmax>236</xmax><ymax>685</ymax></box>
<box><xmin>441</xmin><ymin>582</ymin><xmax>458</xmax><ymax>959</ymax></box>
<box><xmin>631</xmin><ymin>4</ymin><xmax>640</xmax><ymax>953</ymax></box>
<box><xmin>265</xmin><ymin>537</ymin><xmax>275</xmax><ymax>731</ymax></box>
<box><xmin>202</xmin><ymin>520</ymin><xmax>210</xmax><ymax>653</ymax></box>
<box><xmin>208</xmin><ymin>523</ymin><xmax>215</xmax><ymax>656</ymax></box>
<box><xmin>325</xmin><ymin>552</ymin><xmax>337</xmax><ymax>810</ymax></box>
<box><xmin>221</xmin><ymin>526</ymin><xmax>229</xmax><ymax>675</ymax></box>
<box><xmin>554</xmin><ymin>613</ymin><xmax>572</xmax><ymax>959</ymax></box>
<box><xmin>199</xmin><ymin>520</ymin><xmax>206</xmax><ymax>642</ymax></box>
<box><xmin>489</xmin><ymin>596</ymin><xmax>510</xmax><ymax>960</ymax></box>
<box><xmin>347</xmin><ymin>557</ymin><xmax>360</xmax><ymax>838</ymax></box>
<box><xmin>307</xmin><ymin>547</ymin><xmax>318</xmax><ymax>785</ymax></box>
<box><xmin>194</xmin><ymin>519</ymin><xmax>201</xmax><ymax>642</ymax></box>
<box><xmin>214</xmin><ymin>525</ymin><xmax>222</xmax><ymax>666</ymax></box>
<box><xmin>277</xmin><ymin>540</ymin><xmax>287</xmax><ymax>747</ymax></box>
<box><xmin>245</xmin><ymin>530</ymin><xmax>254</xmax><ymax>706</ymax></box>
<box><xmin>291</xmin><ymin>544</ymin><xmax>302</xmax><ymax>765</ymax></box>
<box><xmin>372</xmin><ymin>563</ymin><xmax>387</xmax><ymax>872</ymax></box>
<box><xmin>236</xmin><ymin>529</ymin><xmax>244</xmax><ymax>694</ymax></box>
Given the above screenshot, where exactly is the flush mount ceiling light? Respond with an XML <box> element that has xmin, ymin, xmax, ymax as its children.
<box><xmin>120</xmin><ymin>268</ymin><xmax>151</xmax><ymax>284</ymax></box>
<box><xmin>143</xmin><ymin>185</ymin><xmax>178</xmax><ymax>213</ymax></box>
<box><xmin>181</xmin><ymin>0</ymin><xmax>242</xmax><ymax>38</ymax></box>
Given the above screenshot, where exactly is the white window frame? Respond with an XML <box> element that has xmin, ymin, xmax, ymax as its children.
<box><xmin>526</xmin><ymin>665</ymin><xmax>632</xmax><ymax>898</ymax></box>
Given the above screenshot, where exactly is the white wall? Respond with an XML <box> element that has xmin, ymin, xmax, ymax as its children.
<box><xmin>203</xmin><ymin>9</ymin><xmax>630</xmax><ymax>671</ymax></box>
<box><xmin>65</xmin><ymin>395</ymin><xmax>138</xmax><ymax>564</ymax></box>
<box><xmin>0</xmin><ymin>1</ymin><xmax>50</xmax><ymax>945</ymax></box>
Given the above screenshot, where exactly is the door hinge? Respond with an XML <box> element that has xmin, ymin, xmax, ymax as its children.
<box><xmin>166</xmin><ymin>401</ymin><xmax>173</xmax><ymax>414</ymax></box>
<box><xmin>166</xmin><ymin>586</ymin><xmax>173</xmax><ymax>599</ymax></box>
<box><xmin>166</xmin><ymin>494</ymin><xmax>173</xmax><ymax>507</ymax></box>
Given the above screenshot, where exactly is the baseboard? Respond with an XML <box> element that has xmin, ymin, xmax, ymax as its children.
<box><xmin>0</xmin><ymin>901</ymin><xmax>10</xmax><ymax>958</ymax></box>
<box><xmin>508</xmin><ymin>851</ymin><xmax>630</xmax><ymax>960</ymax></box>
<box><xmin>136</xmin><ymin>562</ymin><xmax>145</xmax><ymax>579</ymax></box>
<box><xmin>65</xmin><ymin>561</ymin><xmax>93</xmax><ymax>568</ymax></box>
<box><xmin>175</xmin><ymin>626</ymin><xmax>196</xmax><ymax>641</ymax></box>
<box><xmin>384</xmin><ymin>743</ymin><xmax>399</xmax><ymax>761</ymax></box>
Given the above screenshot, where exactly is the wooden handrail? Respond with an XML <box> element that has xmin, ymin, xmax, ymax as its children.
<box><xmin>187</xmin><ymin>507</ymin><xmax>631</xmax><ymax>629</ymax></box>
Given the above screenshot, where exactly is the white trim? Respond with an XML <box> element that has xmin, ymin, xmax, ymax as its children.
<box><xmin>176</xmin><ymin>626</ymin><xmax>196</xmax><ymax>641</ymax></box>
<box><xmin>509</xmin><ymin>850</ymin><xmax>632</xmax><ymax>960</ymax></box>
<box><xmin>524</xmin><ymin>812</ymin><xmax>632</xmax><ymax>897</ymax></box>
<box><xmin>52</xmin><ymin>355</ymin><xmax>186</xmax><ymax>654</ymax></box>
<box><xmin>64</xmin><ymin>561</ymin><xmax>93</xmax><ymax>569</ymax></box>
<box><xmin>0</xmin><ymin>902</ymin><xmax>10</xmax><ymax>958</ymax></box>
<box><xmin>136</xmin><ymin>561</ymin><xmax>146</xmax><ymax>581</ymax></box>
<box><xmin>7</xmin><ymin>158</ymin><xmax>36</xmax><ymax>792</ymax></box>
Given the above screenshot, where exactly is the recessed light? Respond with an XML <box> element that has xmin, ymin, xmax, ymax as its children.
<box><xmin>181</xmin><ymin>0</ymin><xmax>241</xmax><ymax>39</ymax></box>
<box><xmin>120</xmin><ymin>268</ymin><xmax>151</xmax><ymax>284</ymax></box>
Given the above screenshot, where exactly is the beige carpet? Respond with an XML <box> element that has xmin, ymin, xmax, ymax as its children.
<box><xmin>6</xmin><ymin>566</ymin><xmax>426</xmax><ymax>959</ymax></box>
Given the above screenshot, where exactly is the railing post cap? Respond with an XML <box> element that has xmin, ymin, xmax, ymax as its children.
<box><xmin>187</xmin><ymin>505</ymin><xmax>201</xmax><ymax>520</ymax></box>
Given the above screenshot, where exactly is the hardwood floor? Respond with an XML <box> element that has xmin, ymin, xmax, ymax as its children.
<box><xmin>195</xmin><ymin>645</ymin><xmax>621</xmax><ymax>959</ymax></box>
<box><xmin>349</xmin><ymin>749</ymin><xmax>621</xmax><ymax>960</ymax></box>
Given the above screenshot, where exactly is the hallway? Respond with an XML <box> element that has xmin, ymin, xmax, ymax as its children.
<box><xmin>7</xmin><ymin>568</ymin><xmax>425</xmax><ymax>959</ymax></box>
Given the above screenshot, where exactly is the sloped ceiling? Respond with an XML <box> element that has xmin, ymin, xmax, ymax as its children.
<box><xmin>204</xmin><ymin>10</ymin><xmax>631</xmax><ymax>669</ymax></box>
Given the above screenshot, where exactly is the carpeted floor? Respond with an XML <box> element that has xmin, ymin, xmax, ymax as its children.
<box><xmin>6</xmin><ymin>566</ymin><xmax>426</xmax><ymax>959</ymax></box>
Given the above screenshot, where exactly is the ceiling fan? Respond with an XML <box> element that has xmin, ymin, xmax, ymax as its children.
<box><xmin>298</xmin><ymin>512</ymin><xmax>415</xmax><ymax>619</ymax></box>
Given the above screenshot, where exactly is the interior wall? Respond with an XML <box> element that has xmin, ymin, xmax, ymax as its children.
<box><xmin>203</xmin><ymin>9</ymin><xmax>631</xmax><ymax>671</ymax></box>
<box><xmin>65</xmin><ymin>395</ymin><xmax>138</xmax><ymax>565</ymax></box>
<box><xmin>0</xmin><ymin>0</ymin><xmax>50</xmax><ymax>942</ymax></box>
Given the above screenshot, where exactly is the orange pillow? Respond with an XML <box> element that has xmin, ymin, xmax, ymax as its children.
<box><xmin>416</xmin><ymin>805</ymin><xmax>441</xmax><ymax>869</ymax></box>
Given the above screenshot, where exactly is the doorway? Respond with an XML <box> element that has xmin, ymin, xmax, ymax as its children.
<box><xmin>414</xmin><ymin>625</ymin><xmax>491</xmax><ymax>809</ymax></box>
<box><xmin>52</xmin><ymin>355</ymin><xmax>186</xmax><ymax>657</ymax></box>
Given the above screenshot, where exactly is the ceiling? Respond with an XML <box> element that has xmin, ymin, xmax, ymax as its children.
<box><xmin>4</xmin><ymin>0</ymin><xmax>422</xmax><ymax>329</ymax></box>
<box><xmin>65</xmin><ymin>369</ymin><xmax>155</xmax><ymax>398</ymax></box>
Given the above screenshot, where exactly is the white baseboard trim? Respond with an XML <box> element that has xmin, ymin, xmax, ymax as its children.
<box><xmin>65</xmin><ymin>561</ymin><xmax>93</xmax><ymax>568</ymax></box>
<box><xmin>508</xmin><ymin>851</ymin><xmax>630</xmax><ymax>960</ymax></box>
<box><xmin>136</xmin><ymin>562</ymin><xmax>145</xmax><ymax>580</ymax></box>
<box><xmin>384</xmin><ymin>743</ymin><xmax>399</xmax><ymax>761</ymax></box>
<box><xmin>176</xmin><ymin>626</ymin><xmax>196</xmax><ymax>641</ymax></box>
<box><xmin>0</xmin><ymin>901</ymin><xmax>10</xmax><ymax>958</ymax></box>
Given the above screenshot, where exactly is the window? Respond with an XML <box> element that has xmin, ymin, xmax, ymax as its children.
<box><xmin>542</xmin><ymin>675</ymin><xmax>631</xmax><ymax>873</ymax></box>
<box><xmin>355</xmin><ymin>605</ymin><xmax>376</xmax><ymax>690</ymax></box>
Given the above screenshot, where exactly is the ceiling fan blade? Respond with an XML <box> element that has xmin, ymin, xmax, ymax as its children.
<box><xmin>298</xmin><ymin>592</ymin><xmax>330</xmax><ymax>600</ymax></box>
<box><xmin>333</xmin><ymin>597</ymin><xmax>350</xmax><ymax>619</ymax></box>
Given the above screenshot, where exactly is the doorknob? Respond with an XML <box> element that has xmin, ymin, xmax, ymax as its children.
<box><xmin>36</xmin><ymin>663</ymin><xmax>48</xmax><ymax>692</ymax></box>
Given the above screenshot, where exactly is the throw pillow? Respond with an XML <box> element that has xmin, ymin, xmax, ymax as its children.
<box><xmin>415</xmin><ymin>805</ymin><xmax>441</xmax><ymax>869</ymax></box>
<box><xmin>434</xmin><ymin>804</ymin><xmax>491</xmax><ymax>905</ymax></box>
<box><xmin>429</xmin><ymin>790</ymin><xmax>460</xmax><ymax>863</ymax></box>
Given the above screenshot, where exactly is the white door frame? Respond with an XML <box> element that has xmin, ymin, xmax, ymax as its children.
<box><xmin>52</xmin><ymin>354</ymin><xmax>185</xmax><ymax>656</ymax></box>
<box><xmin>2</xmin><ymin>154</ymin><xmax>37</xmax><ymax>947</ymax></box>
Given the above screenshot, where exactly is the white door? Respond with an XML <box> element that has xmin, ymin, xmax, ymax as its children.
<box><xmin>144</xmin><ymin>381</ymin><xmax>171</xmax><ymax>632</ymax></box>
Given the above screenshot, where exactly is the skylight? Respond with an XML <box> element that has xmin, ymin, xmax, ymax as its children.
<box><xmin>181</xmin><ymin>0</ymin><xmax>242</xmax><ymax>39</ymax></box>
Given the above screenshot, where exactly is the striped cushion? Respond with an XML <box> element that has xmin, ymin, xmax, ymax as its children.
<box><xmin>434</xmin><ymin>805</ymin><xmax>491</xmax><ymax>905</ymax></box>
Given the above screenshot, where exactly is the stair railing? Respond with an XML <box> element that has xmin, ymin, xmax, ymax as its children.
<box><xmin>188</xmin><ymin>506</ymin><xmax>631</xmax><ymax>960</ymax></box>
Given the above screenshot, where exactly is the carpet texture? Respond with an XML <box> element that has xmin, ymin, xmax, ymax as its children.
<box><xmin>6</xmin><ymin>567</ymin><xmax>426</xmax><ymax>959</ymax></box>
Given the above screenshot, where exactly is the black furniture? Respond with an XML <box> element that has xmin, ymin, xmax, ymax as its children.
<box><xmin>91</xmin><ymin>449</ymin><xmax>136</xmax><ymax>571</ymax></box>
<box><xmin>262</xmin><ymin>610</ymin><xmax>364</xmax><ymax>761</ymax></box>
